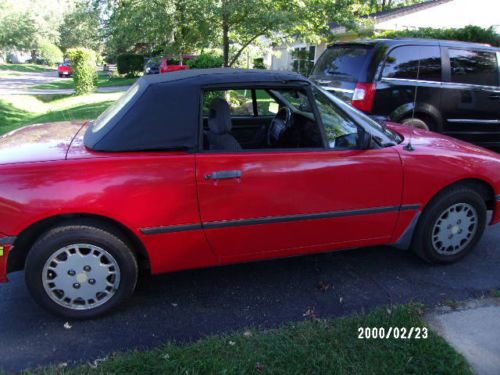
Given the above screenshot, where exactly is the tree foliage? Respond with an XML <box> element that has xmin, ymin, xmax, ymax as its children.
<box><xmin>39</xmin><ymin>41</ymin><xmax>64</xmax><ymax>66</ymax></box>
<box><xmin>59</xmin><ymin>0</ymin><xmax>103</xmax><ymax>52</ymax></box>
<box><xmin>67</xmin><ymin>47</ymin><xmax>97</xmax><ymax>95</ymax></box>
<box><xmin>187</xmin><ymin>53</ymin><xmax>224</xmax><ymax>69</ymax></box>
<box><xmin>117</xmin><ymin>53</ymin><xmax>144</xmax><ymax>76</ymax></box>
<box><xmin>376</xmin><ymin>25</ymin><xmax>500</xmax><ymax>47</ymax></box>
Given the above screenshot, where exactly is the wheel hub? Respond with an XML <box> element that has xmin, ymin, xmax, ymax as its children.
<box><xmin>432</xmin><ymin>203</ymin><xmax>478</xmax><ymax>255</ymax></box>
<box><xmin>42</xmin><ymin>244</ymin><xmax>121</xmax><ymax>311</ymax></box>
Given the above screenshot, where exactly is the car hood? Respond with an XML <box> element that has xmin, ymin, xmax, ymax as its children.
<box><xmin>386</xmin><ymin>122</ymin><xmax>499</xmax><ymax>158</ymax></box>
<box><xmin>0</xmin><ymin>121</ymin><xmax>87</xmax><ymax>165</ymax></box>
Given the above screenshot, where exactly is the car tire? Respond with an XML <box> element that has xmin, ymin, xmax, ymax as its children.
<box><xmin>58</xmin><ymin>73</ymin><xmax>63</xmax><ymax>78</ymax></box>
<box><xmin>25</xmin><ymin>222</ymin><xmax>138</xmax><ymax>319</ymax></box>
<box><xmin>411</xmin><ymin>185</ymin><xmax>487</xmax><ymax>264</ymax></box>
<box><xmin>401</xmin><ymin>117</ymin><xmax>430</xmax><ymax>131</ymax></box>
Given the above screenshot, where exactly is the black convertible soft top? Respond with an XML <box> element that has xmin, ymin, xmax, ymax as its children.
<box><xmin>84</xmin><ymin>69</ymin><xmax>309</xmax><ymax>152</ymax></box>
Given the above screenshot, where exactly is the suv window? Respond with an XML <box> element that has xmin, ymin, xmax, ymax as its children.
<box><xmin>311</xmin><ymin>45</ymin><xmax>372</xmax><ymax>82</ymax></box>
<box><xmin>449</xmin><ymin>49</ymin><xmax>498</xmax><ymax>86</ymax></box>
<box><xmin>382</xmin><ymin>46</ymin><xmax>441</xmax><ymax>81</ymax></box>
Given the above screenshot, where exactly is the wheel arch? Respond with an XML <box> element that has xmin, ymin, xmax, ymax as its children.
<box><xmin>395</xmin><ymin>177</ymin><xmax>495</xmax><ymax>250</ymax></box>
<box><xmin>7</xmin><ymin>213</ymin><xmax>150</xmax><ymax>274</ymax></box>
<box><xmin>390</xmin><ymin>102</ymin><xmax>443</xmax><ymax>132</ymax></box>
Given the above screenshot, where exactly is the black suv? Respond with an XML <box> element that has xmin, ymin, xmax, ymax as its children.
<box><xmin>310</xmin><ymin>38</ymin><xmax>500</xmax><ymax>147</ymax></box>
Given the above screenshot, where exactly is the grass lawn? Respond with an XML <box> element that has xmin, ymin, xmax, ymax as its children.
<box><xmin>33</xmin><ymin>72</ymin><xmax>138</xmax><ymax>90</ymax></box>
<box><xmin>0</xmin><ymin>63</ymin><xmax>55</xmax><ymax>73</ymax></box>
<box><xmin>0</xmin><ymin>93</ymin><xmax>121</xmax><ymax>136</ymax></box>
<box><xmin>26</xmin><ymin>305</ymin><xmax>471</xmax><ymax>375</ymax></box>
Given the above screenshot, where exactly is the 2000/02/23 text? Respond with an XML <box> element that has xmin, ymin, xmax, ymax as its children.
<box><xmin>358</xmin><ymin>327</ymin><xmax>428</xmax><ymax>339</ymax></box>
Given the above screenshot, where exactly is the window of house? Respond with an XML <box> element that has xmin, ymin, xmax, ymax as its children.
<box><xmin>449</xmin><ymin>49</ymin><xmax>498</xmax><ymax>86</ymax></box>
<box><xmin>382</xmin><ymin>45</ymin><xmax>441</xmax><ymax>81</ymax></box>
<box><xmin>292</xmin><ymin>46</ymin><xmax>316</xmax><ymax>76</ymax></box>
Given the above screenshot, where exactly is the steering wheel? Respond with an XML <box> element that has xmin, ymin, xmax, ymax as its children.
<box><xmin>267</xmin><ymin>107</ymin><xmax>292</xmax><ymax>146</ymax></box>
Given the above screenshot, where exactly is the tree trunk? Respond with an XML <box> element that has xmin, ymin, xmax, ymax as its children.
<box><xmin>222</xmin><ymin>0</ymin><xmax>229</xmax><ymax>67</ymax></box>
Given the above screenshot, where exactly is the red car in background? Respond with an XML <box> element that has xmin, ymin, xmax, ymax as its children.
<box><xmin>57</xmin><ymin>61</ymin><xmax>73</xmax><ymax>78</ymax></box>
<box><xmin>159</xmin><ymin>57</ymin><xmax>191</xmax><ymax>74</ymax></box>
<box><xmin>0</xmin><ymin>69</ymin><xmax>499</xmax><ymax>319</ymax></box>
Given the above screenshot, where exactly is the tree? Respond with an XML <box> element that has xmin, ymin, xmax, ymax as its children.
<box><xmin>58</xmin><ymin>0</ymin><xmax>103</xmax><ymax>52</ymax></box>
<box><xmin>67</xmin><ymin>47</ymin><xmax>97</xmax><ymax>95</ymax></box>
<box><xmin>39</xmin><ymin>40</ymin><xmax>64</xmax><ymax>66</ymax></box>
<box><xmin>106</xmin><ymin>0</ymin><xmax>214</xmax><ymax>61</ymax></box>
<box><xmin>208</xmin><ymin>0</ymin><xmax>356</xmax><ymax>67</ymax></box>
<box><xmin>0</xmin><ymin>3</ymin><xmax>38</xmax><ymax>52</ymax></box>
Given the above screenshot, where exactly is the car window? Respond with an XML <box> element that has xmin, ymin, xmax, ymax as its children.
<box><xmin>449</xmin><ymin>49</ymin><xmax>498</xmax><ymax>86</ymax></box>
<box><xmin>92</xmin><ymin>83</ymin><xmax>140</xmax><ymax>133</ymax></box>
<box><xmin>312</xmin><ymin>87</ymin><xmax>359</xmax><ymax>150</ymax></box>
<box><xmin>255</xmin><ymin>89</ymin><xmax>279</xmax><ymax>115</ymax></box>
<box><xmin>382</xmin><ymin>45</ymin><xmax>441</xmax><ymax>81</ymax></box>
<box><xmin>203</xmin><ymin>90</ymin><xmax>254</xmax><ymax>116</ymax></box>
<box><xmin>312</xmin><ymin>45</ymin><xmax>372</xmax><ymax>82</ymax></box>
<box><xmin>202</xmin><ymin>87</ymin><xmax>324</xmax><ymax>151</ymax></box>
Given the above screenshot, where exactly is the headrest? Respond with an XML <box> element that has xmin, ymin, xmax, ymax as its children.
<box><xmin>208</xmin><ymin>98</ymin><xmax>232</xmax><ymax>135</ymax></box>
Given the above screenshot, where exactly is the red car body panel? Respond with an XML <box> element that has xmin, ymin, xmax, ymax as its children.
<box><xmin>159</xmin><ymin>59</ymin><xmax>189</xmax><ymax>74</ymax></box>
<box><xmin>58</xmin><ymin>64</ymin><xmax>72</xmax><ymax>75</ymax></box>
<box><xmin>196</xmin><ymin>148</ymin><xmax>404</xmax><ymax>263</ymax></box>
<box><xmin>0</xmin><ymin>119</ymin><xmax>499</xmax><ymax>282</ymax></box>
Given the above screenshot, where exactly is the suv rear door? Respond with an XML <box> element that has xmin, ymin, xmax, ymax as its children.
<box><xmin>440</xmin><ymin>47</ymin><xmax>500</xmax><ymax>146</ymax></box>
<box><xmin>310</xmin><ymin>44</ymin><xmax>374</xmax><ymax>101</ymax></box>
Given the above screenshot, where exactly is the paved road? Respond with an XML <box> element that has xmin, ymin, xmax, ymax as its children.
<box><xmin>0</xmin><ymin>70</ymin><xmax>59</xmax><ymax>94</ymax></box>
<box><xmin>0</xmin><ymin>70</ymin><xmax>129</xmax><ymax>95</ymax></box>
<box><xmin>1</xmin><ymin>225</ymin><xmax>499</xmax><ymax>372</ymax></box>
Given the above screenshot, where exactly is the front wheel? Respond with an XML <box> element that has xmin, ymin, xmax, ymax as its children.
<box><xmin>25</xmin><ymin>222</ymin><xmax>138</xmax><ymax>319</ymax></box>
<box><xmin>411</xmin><ymin>186</ymin><xmax>487</xmax><ymax>264</ymax></box>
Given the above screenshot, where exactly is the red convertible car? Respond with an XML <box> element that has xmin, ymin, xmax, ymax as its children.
<box><xmin>0</xmin><ymin>69</ymin><xmax>499</xmax><ymax>319</ymax></box>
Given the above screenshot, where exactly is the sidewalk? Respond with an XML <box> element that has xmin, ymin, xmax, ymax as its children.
<box><xmin>426</xmin><ymin>298</ymin><xmax>500</xmax><ymax>375</ymax></box>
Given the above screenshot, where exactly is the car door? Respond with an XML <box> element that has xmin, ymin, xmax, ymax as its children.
<box><xmin>440</xmin><ymin>47</ymin><xmax>500</xmax><ymax>146</ymax></box>
<box><xmin>196</xmin><ymin>86</ymin><xmax>403</xmax><ymax>264</ymax></box>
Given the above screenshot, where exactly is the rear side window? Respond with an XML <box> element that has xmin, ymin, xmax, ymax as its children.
<box><xmin>382</xmin><ymin>46</ymin><xmax>441</xmax><ymax>81</ymax></box>
<box><xmin>312</xmin><ymin>45</ymin><xmax>372</xmax><ymax>82</ymax></box>
<box><xmin>449</xmin><ymin>49</ymin><xmax>498</xmax><ymax>86</ymax></box>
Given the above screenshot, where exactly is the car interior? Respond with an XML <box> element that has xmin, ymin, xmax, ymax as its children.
<box><xmin>202</xmin><ymin>87</ymin><xmax>361</xmax><ymax>152</ymax></box>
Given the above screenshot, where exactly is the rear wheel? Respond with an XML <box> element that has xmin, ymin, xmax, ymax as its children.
<box><xmin>411</xmin><ymin>186</ymin><xmax>487</xmax><ymax>264</ymax></box>
<box><xmin>25</xmin><ymin>223</ymin><xmax>138</xmax><ymax>319</ymax></box>
<box><xmin>401</xmin><ymin>117</ymin><xmax>430</xmax><ymax>131</ymax></box>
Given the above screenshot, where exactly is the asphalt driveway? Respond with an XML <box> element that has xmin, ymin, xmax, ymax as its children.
<box><xmin>1</xmin><ymin>225</ymin><xmax>499</xmax><ymax>373</ymax></box>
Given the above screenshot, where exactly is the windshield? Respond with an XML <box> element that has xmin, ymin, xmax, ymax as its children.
<box><xmin>312</xmin><ymin>45</ymin><xmax>372</xmax><ymax>82</ymax></box>
<box><xmin>92</xmin><ymin>83</ymin><xmax>140</xmax><ymax>133</ymax></box>
<box><xmin>318</xmin><ymin>86</ymin><xmax>402</xmax><ymax>146</ymax></box>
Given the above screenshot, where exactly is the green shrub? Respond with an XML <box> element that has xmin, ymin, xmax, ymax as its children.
<box><xmin>253</xmin><ymin>58</ymin><xmax>266</xmax><ymax>69</ymax></box>
<box><xmin>67</xmin><ymin>47</ymin><xmax>97</xmax><ymax>95</ymax></box>
<box><xmin>117</xmin><ymin>53</ymin><xmax>144</xmax><ymax>77</ymax></box>
<box><xmin>39</xmin><ymin>41</ymin><xmax>63</xmax><ymax>66</ymax></box>
<box><xmin>376</xmin><ymin>25</ymin><xmax>500</xmax><ymax>47</ymax></box>
<box><xmin>187</xmin><ymin>53</ymin><xmax>223</xmax><ymax>69</ymax></box>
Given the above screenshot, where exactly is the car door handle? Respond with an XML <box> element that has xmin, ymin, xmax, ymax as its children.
<box><xmin>488</xmin><ymin>93</ymin><xmax>500</xmax><ymax>100</ymax></box>
<box><xmin>205</xmin><ymin>170</ymin><xmax>242</xmax><ymax>180</ymax></box>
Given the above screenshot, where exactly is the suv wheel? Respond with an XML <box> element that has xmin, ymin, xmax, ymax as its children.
<box><xmin>25</xmin><ymin>222</ymin><xmax>138</xmax><ymax>319</ymax></box>
<box><xmin>402</xmin><ymin>117</ymin><xmax>430</xmax><ymax>131</ymax></box>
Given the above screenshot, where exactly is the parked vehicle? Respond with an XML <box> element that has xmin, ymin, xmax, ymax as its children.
<box><xmin>57</xmin><ymin>61</ymin><xmax>73</xmax><ymax>78</ymax></box>
<box><xmin>1</xmin><ymin>69</ymin><xmax>499</xmax><ymax>318</ymax></box>
<box><xmin>310</xmin><ymin>39</ymin><xmax>500</xmax><ymax>148</ymax></box>
<box><xmin>144</xmin><ymin>57</ymin><xmax>160</xmax><ymax>75</ymax></box>
<box><xmin>145</xmin><ymin>56</ymin><xmax>194</xmax><ymax>75</ymax></box>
